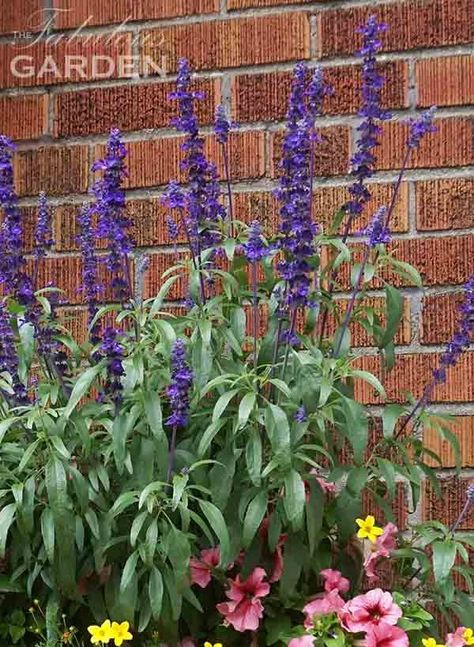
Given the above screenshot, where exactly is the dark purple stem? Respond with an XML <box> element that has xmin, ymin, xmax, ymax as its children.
<box><xmin>252</xmin><ymin>261</ymin><xmax>259</xmax><ymax>370</ymax></box>
<box><xmin>222</xmin><ymin>146</ymin><xmax>234</xmax><ymax>238</ymax></box>
<box><xmin>167</xmin><ymin>425</ymin><xmax>178</xmax><ymax>482</ymax></box>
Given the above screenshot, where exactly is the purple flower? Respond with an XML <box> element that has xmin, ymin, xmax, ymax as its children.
<box><xmin>306</xmin><ymin>66</ymin><xmax>332</xmax><ymax>122</ymax></box>
<box><xmin>468</xmin><ymin>484</ymin><xmax>474</xmax><ymax>504</ymax></box>
<box><xmin>214</xmin><ymin>104</ymin><xmax>234</xmax><ymax>145</ymax></box>
<box><xmin>91</xmin><ymin>129</ymin><xmax>133</xmax><ymax>299</ymax></box>
<box><xmin>432</xmin><ymin>274</ymin><xmax>474</xmax><ymax>384</ymax></box>
<box><xmin>344</xmin><ymin>16</ymin><xmax>390</xmax><ymax>224</ymax></box>
<box><xmin>99</xmin><ymin>327</ymin><xmax>125</xmax><ymax>407</ymax></box>
<box><xmin>169</xmin><ymin>59</ymin><xmax>225</xmax><ymax>253</ymax></box>
<box><xmin>33</xmin><ymin>192</ymin><xmax>54</xmax><ymax>261</ymax></box>
<box><xmin>0</xmin><ymin>302</ymin><xmax>27</xmax><ymax>404</ymax></box>
<box><xmin>407</xmin><ymin>106</ymin><xmax>437</xmax><ymax>149</ymax></box>
<box><xmin>243</xmin><ymin>221</ymin><xmax>269</xmax><ymax>263</ymax></box>
<box><xmin>362</xmin><ymin>206</ymin><xmax>390</xmax><ymax>247</ymax></box>
<box><xmin>0</xmin><ymin>136</ymin><xmax>33</xmax><ymax>305</ymax></box>
<box><xmin>166</xmin><ymin>216</ymin><xmax>180</xmax><ymax>242</ymax></box>
<box><xmin>77</xmin><ymin>205</ymin><xmax>103</xmax><ymax>342</ymax></box>
<box><xmin>294</xmin><ymin>405</ymin><xmax>307</xmax><ymax>423</ymax></box>
<box><xmin>274</xmin><ymin>62</ymin><xmax>318</xmax><ymax>309</ymax></box>
<box><xmin>162</xmin><ymin>181</ymin><xmax>186</xmax><ymax>210</ymax></box>
<box><xmin>166</xmin><ymin>338</ymin><xmax>193</xmax><ymax>429</ymax></box>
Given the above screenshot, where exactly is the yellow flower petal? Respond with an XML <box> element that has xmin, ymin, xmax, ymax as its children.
<box><xmin>365</xmin><ymin>515</ymin><xmax>375</xmax><ymax>527</ymax></box>
<box><xmin>464</xmin><ymin>629</ymin><xmax>474</xmax><ymax>646</ymax></box>
<box><xmin>355</xmin><ymin>518</ymin><xmax>365</xmax><ymax>528</ymax></box>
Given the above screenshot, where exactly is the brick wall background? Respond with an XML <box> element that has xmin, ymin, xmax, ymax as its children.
<box><xmin>0</xmin><ymin>0</ymin><xmax>473</xmax><ymax>556</ymax></box>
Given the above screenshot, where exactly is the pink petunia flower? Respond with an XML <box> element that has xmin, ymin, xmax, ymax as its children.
<box><xmin>190</xmin><ymin>547</ymin><xmax>220</xmax><ymax>588</ymax></box>
<box><xmin>216</xmin><ymin>567</ymin><xmax>270</xmax><ymax>632</ymax></box>
<box><xmin>289</xmin><ymin>636</ymin><xmax>315</xmax><ymax>647</ymax></box>
<box><xmin>446</xmin><ymin>627</ymin><xmax>467</xmax><ymax>647</ymax></box>
<box><xmin>320</xmin><ymin>568</ymin><xmax>350</xmax><ymax>593</ymax></box>
<box><xmin>364</xmin><ymin>623</ymin><xmax>409</xmax><ymax>647</ymax></box>
<box><xmin>303</xmin><ymin>589</ymin><xmax>346</xmax><ymax>629</ymax></box>
<box><xmin>363</xmin><ymin>523</ymin><xmax>398</xmax><ymax>581</ymax></box>
<box><xmin>339</xmin><ymin>589</ymin><xmax>402</xmax><ymax>633</ymax></box>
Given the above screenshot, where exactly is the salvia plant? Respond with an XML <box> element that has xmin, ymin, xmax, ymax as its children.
<box><xmin>0</xmin><ymin>16</ymin><xmax>472</xmax><ymax>647</ymax></box>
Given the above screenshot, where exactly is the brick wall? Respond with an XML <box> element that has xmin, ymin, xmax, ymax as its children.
<box><xmin>0</xmin><ymin>0</ymin><xmax>473</xmax><ymax>530</ymax></box>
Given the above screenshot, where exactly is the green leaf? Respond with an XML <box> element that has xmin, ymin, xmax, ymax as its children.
<box><xmin>46</xmin><ymin>456</ymin><xmax>67</xmax><ymax>510</ymax></box>
<box><xmin>0</xmin><ymin>418</ymin><xmax>18</xmax><ymax>445</ymax></box>
<box><xmin>382</xmin><ymin>404</ymin><xmax>406</xmax><ymax>439</ymax></box>
<box><xmin>377</xmin><ymin>458</ymin><xmax>396</xmax><ymax>499</ymax></box>
<box><xmin>342</xmin><ymin>398</ymin><xmax>368</xmax><ymax>463</ymax></box>
<box><xmin>0</xmin><ymin>503</ymin><xmax>16</xmax><ymax>558</ymax></box>
<box><xmin>432</xmin><ymin>540</ymin><xmax>457</xmax><ymax>583</ymax></box>
<box><xmin>172</xmin><ymin>473</ymin><xmax>188</xmax><ymax>511</ymax></box>
<box><xmin>197</xmin><ymin>419</ymin><xmax>225</xmax><ymax>456</ymax></box>
<box><xmin>351</xmin><ymin>370</ymin><xmax>386</xmax><ymax>399</ymax></box>
<box><xmin>63</xmin><ymin>363</ymin><xmax>103</xmax><ymax>419</ymax></box>
<box><xmin>198</xmin><ymin>500</ymin><xmax>231</xmax><ymax>567</ymax></box>
<box><xmin>265</xmin><ymin>404</ymin><xmax>290</xmax><ymax>463</ymax></box>
<box><xmin>379</xmin><ymin>285</ymin><xmax>404</xmax><ymax>348</ymax></box>
<box><xmin>238</xmin><ymin>392</ymin><xmax>256</xmax><ymax>430</ymax></box>
<box><xmin>149</xmin><ymin>567</ymin><xmax>164</xmax><ymax>620</ymax></box>
<box><xmin>49</xmin><ymin>435</ymin><xmax>70</xmax><ymax>460</ymax></box>
<box><xmin>143</xmin><ymin>392</ymin><xmax>164</xmax><ymax>440</ymax></box>
<box><xmin>212</xmin><ymin>389</ymin><xmax>239</xmax><ymax>423</ymax></box>
<box><xmin>40</xmin><ymin>507</ymin><xmax>55</xmax><ymax>564</ymax></box>
<box><xmin>130</xmin><ymin>511</ymin><xmax>148</xmax><ymax>547</ymax></box>
<box><xmin>18</xmin><ymin>439</ymin><xmax>39</xmax><ymax>472</ymax></box>
<box><xmin>120</xmin><ymin>552</ymin><xmax>139</xmax><ymax>595</ymax></box>
<box><xmin>245</xmin><ymin>429</ymin><xmax>262</xmax><ymax>487</ymax></box>
<box><xmin>284</xmin><ymin>470</ymin><xmax>305</xmax><ymax>531</ymax></box>
<box><xmin>242</xmin><ymin>490</ymin><xmax>267</xmax><ymax>548</ymax></box>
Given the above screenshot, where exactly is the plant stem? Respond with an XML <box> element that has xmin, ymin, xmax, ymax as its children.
<box><xmin>319</xmin><ymin>146</ymin><xmax>412</xmax><ymax>347</ymax></box>
<box><xmin>252</xmin><ymin>261</ymin><xmax>259</xmax><ymax>370</ymax></box>
<box><xmin>280</xmin><ymin>308</ymin><xmax>297</xmax><ymax>383</ymax></box>
<box><xmin>167</xmin><ymin>425</ymin><xmax>178</xmax><ymax>482</ymax></box>
<box><xmin>333</xmin><ymin>245</ymin><xmax>370</xmax><ymax>358</ymax></box>
<box><xmin>222</xmin><ymin>146</ymin><xmax>234</xmax><ymax>238</ymax></box>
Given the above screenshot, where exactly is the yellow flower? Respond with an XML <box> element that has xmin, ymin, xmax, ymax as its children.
<box><xmin>356</xmin><ymin>515</ymin><xmax>384</xmax><ymax>543</ymax></box>
<box><xmin>204</xmin><ymin>643</ymin><xmax>223</xmax><ymax>647</ymax></box>
<box><xmin>88</xmin><ymin>620</ymin><xmax>113</xmax><ymax>645</ymax></box>
<box><xmin>111</xmin><ymin>621</ymin><xmax>133</xmax><ymax>647</ymax></box>
<box><xmin>422</xmin><ymin>638</ymin><xmax>444</xmax><ymax>647</ymax></box>
<box><xmin>464</xmin><ymin>629</ymin><xmax>474</xmax><ymax>646</ymax></box>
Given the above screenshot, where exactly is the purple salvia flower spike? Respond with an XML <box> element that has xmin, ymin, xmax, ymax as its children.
<box><xmin>362</xmin><ymin>205</ymin><xmax>390</xmax><ymax>247</ymax></box>
<box><xmin>0</xmin><ymin>136</ymin><xmax>33</xmax><ymax>305</ymax></box>
<box><xmin>166</xmin><ymin>338</ymin><xmax>193</xmax><ymax>429</ymax></box>
<box><xmin>90</xmin><ymin>128</ymin><xmax>133</xmax><ymax>300</ymax></box>
<box><xmin>407</xmin><ymin>106</ymin><xmax>437</xmax><ymax>149</ymax></box>
<box><xmin>77</xmin><ymin>204</ymin><xmax>103</xmax><ymax>343</ymax></box>
<box><xmin>0</xmin><ymin>302</ymin><xmax>27</xmax><ymax>404</ymax></box>
<box><xmin>99</xmin><ymin>327</ymin><xmax>125</xmax><ymax>407</ymax></box>
<box><xmin>166</xmin><ymin>338</ymin><xmax>193</xmax><ymax>480</ymax></box>
<box><xmin>344</xmin><ymin>16</ymin><xmax>389</xmax><ymax>234</ymax></box>
<box><xmin>34</xmin><ymin>192</ymin><xmax>54</xmax><ymax>260</ymax></box>
<box><xmin>169</xmin><ymin>59</ymin><xmax>225</xmax><ymax>259</ymax></box>
<box><xmin>214</xmin><ymin>105</ymin><xmax>232</xmax><ymax>145</ymax></box>
<box><xmin>275</xmin><ymin>61</ymin><xmax>317</xmax><ymax>311</ymax></box>
<box><xmin>243</xmin><ymin>220</ymin><xmax>269</xmax><ymax>263</ymax></box>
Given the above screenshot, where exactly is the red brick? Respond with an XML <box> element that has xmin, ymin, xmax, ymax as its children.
<box><xmin>54</xmin><ymin>0</ymin><xmax>219</xmax><ymax>28</ymax></box>
<box><xmin>233</xmin><ymin>61</ymin><xmax>408</xmax><ymax>122</ymax></box>
<box><xmin>55</xmin><ymin>198</ymin><xmax>182</xmax><ymax>252</ymax></box>
<box><xmin>228</xmin><ymin>0</ymin><xmax>308</xmax><ymax>8</ymax></box>
<box><xmin>416</xmin><ymin>55</ymin><xmax>474</xmax><ymax>107</ymax></box>
<box><xmin>141</xmin><ymin>13</ymin><xmax>310</xmax><ymax>73</ymax></box>
<box><xmin>233</xmin><ymin>182</ymin><xmax>408</xmax><ymax>234</ymax></box>
<box><xmin>318</xmin><ymin>0</ymin><xmax>473</xmax><ymax>59</ymax></box>
<box><xmin>424</xmin><ymin>417</ymin><xmax>474</xmax><ymax>468</ymax></box>
<box><xmin>0</xmin><ymin>0</ymin><xmax>44</xmax><ymax>35</ymax></box>
<box><xmin>416</xmin><ymin>178</ymin><xmax>474</xmax><ymax>231</ymax></box>
<box><xmin>271</xmin><ymin>126</ymin><xmax>350</xmax><ymax>177</ymax></box>
<box><xmin>14</xmin><ymin>145</ymin><xmax>90</xmax><ymax>197</ymax></box>
<box><xmin>96</xmin><ymin>131</ymin><xmax>265</xmax><ymax>190</ymax></box>
<box><xmin>377</xmin><ymin>118</ymin><xmax>474</xmax><ymax>170</ymax></box>
<box><xmin>0</xmin><ymin>33</ymin><xmax>132</xmax><ymax>89</ymax></box>
<box><xmin>53</xmin><ymin>79</ymin><xmax>219</xmax><ymax>138</ymax></box>
<box><xmin>0</xmin><ymin>94</ymin><xmax>47</xmax><ymax>141</ymax></box>
<box><xmin>420</xmin><ymin>292</ymin><xmax>463</xmax><ymax>345</ymax></box>
<box><xmin>423</xmin><ymin>477</ymin><xmax>474</xmax><ymax>530</ymax></box>
<box><xmin>355</xmin><ymin>352</ymin><xmax>474</xmax><ymax>404</ymax></box>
